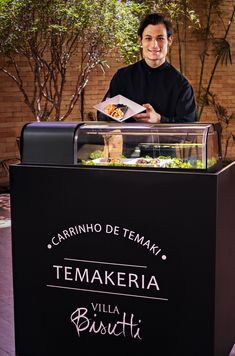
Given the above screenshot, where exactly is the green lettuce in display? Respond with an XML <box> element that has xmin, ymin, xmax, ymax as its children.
<box><xmin>79</xmin><ymin>155</ymin><xmax>214</xmax><ymax>169</ymax></box>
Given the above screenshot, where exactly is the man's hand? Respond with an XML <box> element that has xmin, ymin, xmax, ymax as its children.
<box><xmin>134</xmin><ymin>103</ymin><xmax>161</xmax><ymax>123</ymax></box>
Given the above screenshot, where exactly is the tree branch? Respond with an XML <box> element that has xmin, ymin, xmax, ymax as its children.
<box><xmin>198</xmin><ymin>4</ymin><xmax>235</xmax><ymax>120</ymax></box>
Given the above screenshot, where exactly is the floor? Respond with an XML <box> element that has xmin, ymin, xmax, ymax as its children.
<box><xmin>0</xmin><ymin>194</ymin><xmax>15</xmax><ymax>356</ymax></box>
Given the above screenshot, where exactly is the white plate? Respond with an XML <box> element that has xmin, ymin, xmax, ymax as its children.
<box><xmin>94</xmin><ymin>95</ymin><xmax>146</xmax><ymax>122</ymax></box>
<box><xmin>90</xmin><ymin>157</ymin><xmax>173</xmax><ymax>167</ymax></box>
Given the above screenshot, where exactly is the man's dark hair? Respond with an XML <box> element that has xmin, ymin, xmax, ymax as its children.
<box><xmin>138</xmin><ymin>13</ymin><xmax>173</xmax><ymax>39</ymax></box>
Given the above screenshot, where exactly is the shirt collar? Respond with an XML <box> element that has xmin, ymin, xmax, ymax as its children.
<box><xmin>141</xmin><ymin>59</ymin><xmax>169</xmax><ymax>73</ymax></box>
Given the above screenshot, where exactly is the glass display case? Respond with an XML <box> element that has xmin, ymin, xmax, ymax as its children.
<box><xmin>76</xmin><ymin>122</ymin><xmax>222</xmax><ymax>171</ymax></box>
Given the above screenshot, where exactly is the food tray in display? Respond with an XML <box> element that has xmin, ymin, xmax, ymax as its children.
<box><xmin>94</xmin><ymin>95</ymin><xmax>146</xmax><ymax>122</ymax></box>
<box><xmin>88</xmin><ymin>157</ymin><xmax>173</xmax><ymax>168</ymax></box>
<box><xmin>81</xmin><ymin>155</ymin><xmax>207</xmax><ymax>169</ymax></box>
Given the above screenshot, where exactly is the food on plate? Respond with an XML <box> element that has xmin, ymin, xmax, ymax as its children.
<box><xmin>136</xmin><ymin>158</ymin><xmax>148</xmax><ymax>164</ymax></box>
<box><xmin>89</xmin><ymin>150</ymin><xmax>103</xmax><ymax>160</ymax></box>
<box><xmin>81</xmin><ymin>154</ymin><xmax>206</xmax><ymax>170</ymax></box>
<box><xmin>104</xmin><ymin>104</ymin><xmax>116</xmax><ymax>115</ymax></box>
<box><xmin>104</xmin><ymin>103</ymin><xmax>128</xmax><ymax>119</ymax></box>
<box><xmin>112</xmin><ymin>108</ymin><xmax>125</xmax><ymax>119</ymax></box>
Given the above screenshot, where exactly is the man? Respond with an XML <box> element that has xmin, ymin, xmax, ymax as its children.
<box><xmin>98</xmin><ymin>13</ymin><xmax>197</xmax><ymax>123</ymax></box>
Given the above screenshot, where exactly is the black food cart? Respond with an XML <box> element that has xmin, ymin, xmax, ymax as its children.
<box><xmin>10</xmin><ymin>122</ymin><xmax>235</xmax><ymax>356</ymax></box>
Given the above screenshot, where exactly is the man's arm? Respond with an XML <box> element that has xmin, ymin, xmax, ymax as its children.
<box><xmin>167</xmin><ymin>81</ymin><xmax>197</xmax><ymax>123</ymax></box>
<box><xmin>135</xmin><ymin>81</ymin><xmax>197</xmax><ymax>124</ymax></box>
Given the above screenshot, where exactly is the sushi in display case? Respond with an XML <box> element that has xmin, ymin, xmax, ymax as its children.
<box><xmin>76</xmin><ymin>122</ymin><xmax>222</xmax><ymax>172</ymax></box>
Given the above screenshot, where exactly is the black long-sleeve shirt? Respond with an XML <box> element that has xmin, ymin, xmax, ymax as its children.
<box><xmin>98</xmin><ymin>59</ymin><xmax>197</xmax><ymax>123</ymax></box>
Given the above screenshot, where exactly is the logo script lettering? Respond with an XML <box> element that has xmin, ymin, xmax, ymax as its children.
<box><xmin>70</xmin><ymin>306</ymin><xmax>142</xmax><ymax>339</ymax></box>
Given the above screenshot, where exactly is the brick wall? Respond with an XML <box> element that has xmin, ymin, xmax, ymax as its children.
<box><xmin>0</xmin><ymin>0</ymin><xmax>235</xmax><ymax>185</ymax></box>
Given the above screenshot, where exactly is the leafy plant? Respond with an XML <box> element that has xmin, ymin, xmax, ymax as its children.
<box><xmin>207</xmin><ymin>92</ymin><xmax>235</xmax><ymax>160</ymax></box>
<box><xmin>0</xmin><ymin>0</ymin><xmax>144</xmax><ymax>121</ymax></box>
<box><xmin>196</xmin><ymin>0</ymin><xmax>235</xmax><ymax>120</ymax></box>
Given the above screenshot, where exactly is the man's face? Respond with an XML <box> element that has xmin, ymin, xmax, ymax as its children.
<box><xmin>139</xmin><ymin>23</ymin><xmax>172</xmax><ymax>68</ymax></box>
